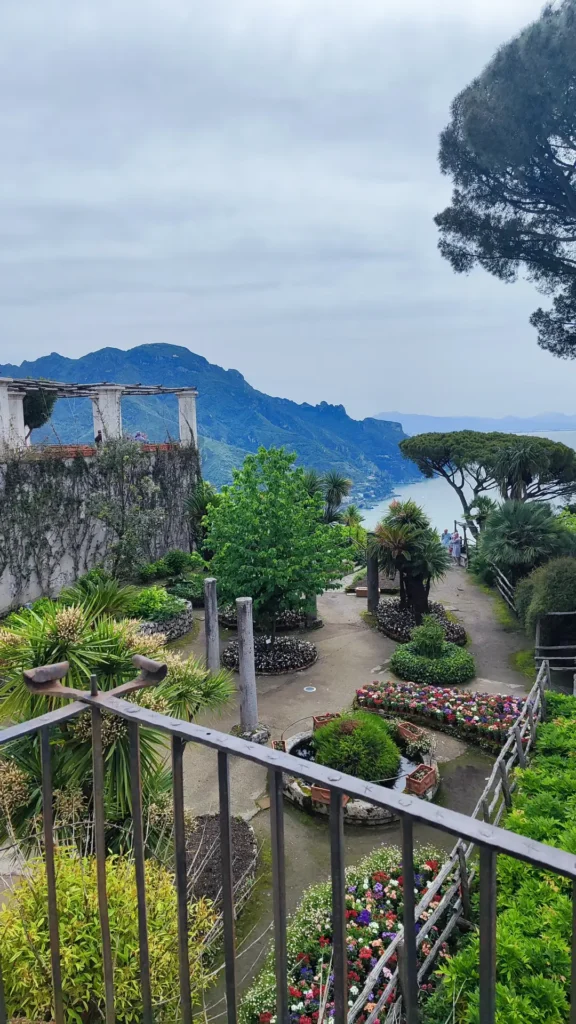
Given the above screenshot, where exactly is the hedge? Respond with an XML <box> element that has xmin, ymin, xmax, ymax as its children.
<box><xmin>390</xmin><ymin>641</ymin><xmax>476</xmax><ymax>686</ymax></box>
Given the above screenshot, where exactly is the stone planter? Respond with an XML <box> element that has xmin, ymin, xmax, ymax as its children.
<box><xmin>281</xmin><ymin>730</ymin><xmax>439</xmax><ymax>826</ymax></box>
<box><xmin>406</xmin><ymin>764</ymin><xmax>437</xmax><ymax>797</ymax></box>
<box><xmin>397</xmin><ymin>721</ymin><xmax>426</xmax><ymax>744</ymax></box>
<box><xmin>312</xmin><ymin>712</ymin><xmax>340</xmax><ymax>732</ymax></box>
<box><xmin>137</xmin><ymin>600</ymin><xmax>193</xmax><ymax>642</ymax></box>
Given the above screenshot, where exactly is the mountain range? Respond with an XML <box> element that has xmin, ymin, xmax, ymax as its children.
<box><xmin>377</xmin><ymin>411</ymin><xmax>576</xmax><ymax>436</ymax></box>
<box><xmin>0</xmin><ymin>344</ymin><xmax>419</xmax><ymax>499</ymax></box>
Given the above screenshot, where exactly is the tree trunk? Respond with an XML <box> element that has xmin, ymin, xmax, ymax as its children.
<box><xmin>399</xmin><ymin>570</ymin><xmax>407</xmax><ymax>609</ymax></box>
<box><xmin>406</xmin><ymin>576</ymin><xmax>429</xmax><ymax>625</ymax></box>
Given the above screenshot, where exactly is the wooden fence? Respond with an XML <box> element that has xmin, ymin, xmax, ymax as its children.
<box><xmin>349</xmin><ymin>661</ymin><xmax>548</xmax><ymax>1024</ymax></box>
<box><xmin>490</xmin><ymin>563</ymin><xmax>516</xmax><ymax>612</ymax></box>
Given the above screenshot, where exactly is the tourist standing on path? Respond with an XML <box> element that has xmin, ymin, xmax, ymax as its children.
<box><xmin>451</xmin><ymin>531</ymin><xmax>462</xmax><ymax>564</ymax></box>
<box><xmin>441</xmin><ymin>529</ymin><xmax>451</xmax><ymax>549</ymax></box>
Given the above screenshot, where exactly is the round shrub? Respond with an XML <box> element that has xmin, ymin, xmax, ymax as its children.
<box><xmin>1</xmin><ymin>846</ymin><xmax>215</xmax><ymax>1022</ymax></box>
<box><xmin>167</xmin><ymin>574</ymin><xmax>206</xmax><ymax>606</ymax></box>
<box><xmin>162</xmin><ymin>548</ymin><xmax>193</xmax><ymax>574</ymax></box>
<box><xmin>312</xmin><ymin>712</ymin><xmax>401</xmax><ymax>783</ymax></box>
<box><xmin>410</xmin><ymin>616</ymin><xmax>445</xmax><ymax>659</ymax></box>
<box><xmin>222</xmin><ymin>635</ymin><xmax>317</xmax><ymax>674</ymax></box>
<box><xmin>390</xmin><ymin>641</ymin><xmax>476</xmax><ymax>686</ymax></box>
<box><xmin>127</xmin><ymin>586</ymin><xmax>187</xmax><ymax>622</ymax></box>
<box><xmin>377</xmin><ymin>598</ymin><xmax>467</xmax><ymax>646</ymax></box>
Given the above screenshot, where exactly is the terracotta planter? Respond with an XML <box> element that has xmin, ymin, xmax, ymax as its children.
<box><xmin>310</xmin><ymin>785</ymin><xmax>350</xmax><ymax>806</ymax></box>
<box><xmin>355</xmin><ymin>586</ymin><xmax>368</xmax><ymax>598</ymax></box>
<box><xmin>406</xmin><ymin>764</ymin><xmax>437</xmax><ymax>797</ymax></box>
<box><xmin>397</xmin><ymin>721</ymin><xmax>425</xmax><ymax>744</ymax></box>
<box><xmin>313</xmin><ymin>712</ymin><xmax>340</xmax><ymax>732</ymax></box>
<box><xmin>271</xmin><ymin>739</ymin><xmax>286</xmax><ymax>752</ymax></box>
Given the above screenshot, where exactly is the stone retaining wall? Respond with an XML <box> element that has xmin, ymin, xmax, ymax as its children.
<box><xmin>138</xmin><ymin>600</ymin><xmax>193</xmax><ymax>641</ymax></box>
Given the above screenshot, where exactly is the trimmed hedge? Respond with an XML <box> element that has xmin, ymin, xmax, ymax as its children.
<box><xmin>425</xmin><ymin>692</ymin><xmax>576</xmax><ymax>1024</ymax></box>
<box><xmin>312</xmin><ymin>711</ymin><xmax>401</xmax><ymax>783</ymax></box>
<box><xmin>390</xmin><ymin>640</ymin><xmax>476</xmax><ymax>685</ymax></box>
<box><xmin>515</xmin><ymin>556</ymin><xmax>576</xmax><ymax>635</ymax></box>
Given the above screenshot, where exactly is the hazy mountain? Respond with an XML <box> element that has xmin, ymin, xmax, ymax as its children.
<box><xmin>377</xmin><ymin>411</ymin><xmax>576</xmax><ymax>436</ymax></box>
<box><xmin>0</xmin><ymin>344</ymin><xmax>418</xmax><ymax>497</ymax></box>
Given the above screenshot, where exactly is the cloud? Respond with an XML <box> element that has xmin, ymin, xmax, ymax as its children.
<box><xmin>0</xmin><ymin>0</ymin><xmax>569</xmax><ymax>420</ymax></box>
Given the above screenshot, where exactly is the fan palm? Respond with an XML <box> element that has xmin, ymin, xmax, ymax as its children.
<box><xmin>59</xmin><ymin>577</ymin><xmax>139</xmax><ymax>619</ymax></box>
<box><xmin>186</xmin><ymin>480</ymin><xmax>220</xmax><ymax>550</ymax></box>
<box><xmin>302</xmin><ymin>468</ymin><xmax>324</xmax><ymax>499</ymax></box>
<box><xmin>493</xmin><ymin>442</ymin><xmax>551</xmax><ymax>501</ymax></box>
<box><xmin>323</xmin><ymin>471</ymin><xmax>352</xmax><ymax>523</ymax></box>
<box><xmin>480</xmin><ymin>500</ymin><xmax>576</xmax><ymax>582</ymax></box>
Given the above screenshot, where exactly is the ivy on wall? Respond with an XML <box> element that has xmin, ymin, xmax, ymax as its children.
<box><xmin>0</xmin><ymin>441</ymin><xmax>200</xmax><ymax>607</ymax></box>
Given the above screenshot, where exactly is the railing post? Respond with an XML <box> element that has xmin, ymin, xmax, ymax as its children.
<box><xmin>234</xmin><ymin>597</ymin><xmax>269</xmax><ymax>743</ymax></box>
<box><xmin>91</xmin><ymin>693</ymin><xmax>115</xmax><ymax>1023</ymax></box>
<box><xmin>172</xmin><ymin>736</ymin><xmax>192</xmax><ymax>1023</ymax></box>
<box><xmin>204</xmin><ymin>578</ymin><xmax>220</xmax><ymax>674</ymax></box>
<box><xmin>269</xmin><ymin>768</ymin><xmax>289</xmax><ymax>1024</ymax></box>
<box><xmin>330</xmin><ymin>789</ymin><xmax>348</xmax><ymax>1024</ymax></box>
<box><xmin>498</xmin><ymin>761</ymin><xmax>512</xmax><ymax>810</ymax></box>
<box><xmin>367</xmin><ymin>550</ymin><xmax>380</xmax><ymax>614</ymax></box>
<box><xmin>128</xmin><ymin>722</ymin><xmax>153</xmax><ymax>1024</ymax></box>
<box><xmin>40</xmin><ymin>726</ymin><xmax>64</xmax><ymax>1024</ymax></box>
<box><xmin>479</xmin><ymin>847</ymin><xmax>497</xmax><ymax>1024</ymax></box>
<box><xmin>218</xmin><ymin>751</ymin><xmax>238</xmax><ymax>1024</ymax></box>
<box><xmin>400</xmin><ymin>815</ymin><xmax>420</xmax><ymax>1024</ymax></box>
<box><xmin>514</xmin><ymin>725</ymin><xmax>527</xmax><ymax>768</ymax></box>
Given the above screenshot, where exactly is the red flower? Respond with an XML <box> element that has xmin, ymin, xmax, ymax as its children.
<box><xmin>397</xmin><ymin>876</ymin><xmax>404</xmax><ymax>886</ymax></box>
<box><xmin>425</xmin><ymin>860</ymin><xmax>439</xmax><ymax>873</ymax></box>
<box><xmin>359</xmin><ymin>947</ymin><xmax>372</xmax><ymax>960</ymax></box>
<box><xmin>299</xmin><ymin>1017</ymin><xmax>313</xmax><ymax>1024</ymax></box>
<box><xmin>260</xmin><ymin>1014</ymin><xmax>273</xmax><ymax>1023</ymax></box>
<box><xmin>373</xmin><ymin>872</ymin><xmax>389</xmax><ymax>883</ymax></box>
<box><xmin>289</xmin><ymin>987</ymin><xmax>301</xmax><ymax>998</ymax></box>
<box><xmin>296</xmin><ymin>953</ymin><xmax>310</xmax><ymax>963</ymax></box>
<box><xmin>319</xmin><ymin>936</ymin><xmax>331</xmax><ymax>947</ymax></box>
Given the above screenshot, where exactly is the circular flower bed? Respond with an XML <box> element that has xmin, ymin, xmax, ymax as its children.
<box><xmin>313</xmin><ymin>712</ymin><xmax>401</xmax><ymax>783</ymax></box>
<box><xmin>186</xmin><ymin>814</ymin><xmax>257</xmax><ymax>912</ymax></box>
<box><xmin>218</xmin><ymin>607</ymin><xmax>323</xmax><ymax>632</ymax></box>
<box><xmin>390</xmin><ymin>640</ymin><xmax>475</xmax><ymax>686</ymax></box>
<box><xmin>137</xmin><ymin>600</ymin><xmax>193</xmax><ymax>641</ymax></box>
<box><xmin>355</xmin><ymin>680</ymin><xmax>526</xmax><ymax>751</ymax></box>
<box><xmin>377</xmin><ymin>599</ymin><xmax>467</xmax><ymax>646</ymax></box>
<box><xmin>222</xmin><ymin>636</ymin><xmax>318</xmax><ymax>675</ymax></box>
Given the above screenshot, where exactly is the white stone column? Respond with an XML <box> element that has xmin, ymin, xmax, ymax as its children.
<box><xmin>235</xmin><ymin>597</ymin><xmax>270</xmax><ymax>743</ymax></box>
<box><xmin>8</xmin><ymin>392</ymin><xmax>26</xmax><ymax>448</ymax></box>
<box><xmin>0</xmin><ymin>379</ymin><xmax>13</xmax><ymax>448</ymax></box>
<box><xmin>91</xmin><ymin>386</ymin><xmax>124</xmax><ymax>441</ymax></box>
<box><xmin>204</xmin><ymin>577</ymin><xmax>220</xmax><ymax>673</ymax></box>
<box><xmin>177</xmin><ymin>390</ymin><xmax>198</xmax><ymax>447</ymax></box>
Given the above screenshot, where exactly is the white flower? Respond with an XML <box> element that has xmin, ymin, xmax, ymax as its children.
<box><xmin>291</xmin><ymin>1006</ymin><xmax>299</xmax><ymax>1013</ymax></box>
<box><xmin>369</xmin><ymin>922</ymin><xmax>380</xmax><ymax>933</ymax></box>
<box><xmin>350</xmin><ymin>986</ymin><xmax>359</xmax><ymax>996</ymax></box>
<box><xmin>348</xmin><ymin>1001</ymin><xmax>354</xmax><ymax>1008</ymax></box>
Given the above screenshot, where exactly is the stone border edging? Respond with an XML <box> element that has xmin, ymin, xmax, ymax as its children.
<box><xmin>281</xmin><ymin>730</ymin><xmax>439</xmax><ymax>826</ymax></box>
<box><xmin>137</xmin><ymin>600</ymin><xmax>194</xmax><ymax>641</ymax></box>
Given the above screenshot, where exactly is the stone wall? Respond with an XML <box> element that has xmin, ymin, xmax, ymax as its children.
<box><xmin>0</xmin><ymin>441</ymin><xmax>199</xmax><ymax>615</ymax></box>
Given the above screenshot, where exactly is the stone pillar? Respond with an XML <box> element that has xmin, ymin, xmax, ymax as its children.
<box><xmin>367</xmin><ymin>551</ymin><xmax>380</xmax><ymax>614</ymax></box>
<box><xmin>177</xmin><ymin>390</ymin><xmax>198</xmax><ymax>447</ymax></box>
<box><xmin>204</xmin><ymin>578</ymin><xmax>220</xmax><ymax>673</ymax></box>
<box><xmin>8</xmin><ymin>392</ymin><xmax>26</xmax><ymax>448</ymax></box>
<box><xmin>235</xmin><ymin>597</ymin><xmax>269</xmax><ymax>743</ymax></box>
<box><xmin>91</xmin><ymin>386</ymin><xmax>124</xmax><ymax>441</ymax></box>
<box><xmin>0</xmin><ymin>378</ymin><xmax>13</xmax><ymax>449</ymax></box>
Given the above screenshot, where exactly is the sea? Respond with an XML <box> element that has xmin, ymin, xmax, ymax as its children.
<box><xmin>361</xmin><ymin>430</ymin><xmax>576</xmax><ymax>533</ymax></box>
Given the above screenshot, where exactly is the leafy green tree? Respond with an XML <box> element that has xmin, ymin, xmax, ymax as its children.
<box><xmin>400</xmin><ymin>432</ymin><xmax>576</xmax><ymax>536</ymax></box>
<box><xmin>186</xmin><ymin>479</ymin><xmax>221</xmax><ymax>554</ymax></box>
<box><xmin>478</xmin><ymin>500</ymin><xmax>576</xmax><ymax>582</ymax></box>
<box><xmin>370</xmin><ymin>500</ymin><xmax>450</xmax><ymax>622</ymax></box>
<box><xmin>435</xmin><ymin>0</ymin><xmax>576</xmax><ymax>356</ymax></box>
<box><xmin>204</xmin><ymin>447</ymin><xmax>353</xmax><ymax>638</ymax></box>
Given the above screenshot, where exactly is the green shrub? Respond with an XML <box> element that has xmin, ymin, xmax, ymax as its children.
<box><xmin>138</xmin><ymin>561</ymin><xmax>160</xmax><ymax>582</ymax></box>
<box><xmin>410</xmin><ymin>616</ymin><xmax>445</xmax><ymax>658</ymax></box>
<box><xmin>1</xmin><ymin>846</ymin><xmax>216</xmax><ymax>1022</ymax></box>
<box><xmin>312</xmin><ymin>711</ymin><xmax>401</xmax><ymax>782</ymax></box>
<box><xmin>167</xmin><ymin>574</ymin><xmax>205</xmax><ymax>605</ymax></box>
<box><xmin>390</xmin><ymin>640</ymin><xmax>476</xmax><ymax>685</ymax></box>
<box><xmin>428</xmin><ymin>692</ymin><xmax>576</xmax><ymax>1024</ymax></box>
<box><xmin>514</xmin><ymin>557</ymin><xmax>576</xmax><ymax>635</ymax></box>
<box><xmin>468</xmin><ymin>544</ymin><xmax>497</xmax><ymax>586</ymax></box>
<box><xmin>127</xmin><ymin>586</ymin><xmax>187</xmax><ymax>622</ymax></box>
<box><xmin>162</xmin><ymin>549</ymin><xmax>192</xmax><ymax>574</ymax></box>
<box><xmin>60</xmin><ymin>577</ymin><xmax>139</xmax><ymax>619</ymax></box>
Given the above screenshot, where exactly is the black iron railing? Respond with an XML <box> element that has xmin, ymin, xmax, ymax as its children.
<box><xmin>1</xmin><ymin>661</ymin><xmax>576</xmax><ymax>1024</ymax></box>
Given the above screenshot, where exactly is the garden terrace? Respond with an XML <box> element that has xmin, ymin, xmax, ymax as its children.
<box><xmin>1</xmin><ymin>658</ymin><xmax>575</xmax><ymax>1024</ymax></box>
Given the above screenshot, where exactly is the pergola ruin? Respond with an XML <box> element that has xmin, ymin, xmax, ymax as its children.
<box><xmin>0</xmin><ymin>377</ymin><xmax>198</xmax><ymax>449</ymax></box>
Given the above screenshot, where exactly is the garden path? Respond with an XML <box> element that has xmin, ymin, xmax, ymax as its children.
<box><xmin>178</xmin><ymin>567</ymin><xmax>528</xmax><ymax>818</ymax></box>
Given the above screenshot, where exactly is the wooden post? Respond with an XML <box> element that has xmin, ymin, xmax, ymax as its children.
<box><xmin>527</xmin><ymin>705</ymin><xmax>536</xmax><ymax>745</ymax></box>
<box><xmin>237</xmin><ymin>598</ymin><xmax>258</xmax><ymax>734</ymax></box>
<box><xmin>481</xmin><ymin>798</ymin><xmax>491</xmax><ymax>823</ymax></box>
<box><xmin>204</xmin><ymin>578</ymin><xmax>220</xmax><ymax>674</ymax></box>
<box><xmin>457</xmin><ymin>845</ymin><xmax>472</xmax><ymax>921</ymax></box>
<box><xmin>514</xmin><ymin>725</ymin><xmax>527</xmax><ymax>768</ymax></box>
<box><xmin>498</xmin><ymin>761</ymin><xmax>512</xmax><ymax>810</ymax></box>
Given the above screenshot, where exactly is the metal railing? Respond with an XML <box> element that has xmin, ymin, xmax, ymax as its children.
<box><xmin>1</xmin><ymin>659</ymin><xmax>576</xmax><ymax>1024</ymax></box>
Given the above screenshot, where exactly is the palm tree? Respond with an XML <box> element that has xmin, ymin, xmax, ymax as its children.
<box><xmin>370</xmin><ymin>501</ymin><xmax>450</xmax><ymax>621</ymax></box>
<box><xmin>186</xmin><ymin>480</ymin><xmax>220</xmax><ymax>552</ymax></box>
<box><xmin>323</xmin><ymin>471</ymin><xmax>352</xmax><ymax>524</ymax></box>
<box><xmin>479</xmin><ymin>500</ymin><xmax>576</xmax><ymax>582</ymax></box>
<box><xmin>493</xmin><ymin>442</ymin><xmax>551</xmax><ymax>501</ymax></box>
<box><xmin>467</xmin><ymin>495</ymin><xmax>499</xmax><ymax>532</ymax></box>
<box><xmin>302</xmin><ymin>468</ymin><xmax>324</xmax><ymax>500</ymax></box>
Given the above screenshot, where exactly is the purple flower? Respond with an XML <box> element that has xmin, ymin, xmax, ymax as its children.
<box><xmin>357</xmin><ymin>909</ymin><xmax>372</xmax><ymax>925</ymax></box>
<box><xmin>348</xmin><ymin>886</ymin><xmax>357</xmax><ymax>893</ymax></box>
<box><xmin>381</xmin><ymin>932</ymin><xmax>397</xmax><ymax>939</ymax></box>
<box><xmin>374</xmin><ymin>883</ymin><xmax>383</xmax><ymax>894</ymax></box>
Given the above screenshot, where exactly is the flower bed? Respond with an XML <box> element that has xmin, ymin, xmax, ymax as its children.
<box><xmin>218</xmin><ymin>607</ymin><xmax>323</xmax><ymax>632</ymax></box>
<box><xmin>376</xmin><ymin>599</ymin><xmax>467</xmax><ymax>646</ymax></box>
<box><xmin>355</xmin><ymin>681</ymin><xmax>526</xmax><ymax>751</ymax></box>
<box><xmin>239</xmin><ymin>846</ymin><xmax>449</xmax><ymax>1024</ymax></box>
<box><xmin>138</xmin><ymin>600</ymin><xmax>194</xmax><ymax>641</ymax></box>
<box><xmin>222</xmin><ymin>636</ymin><xmax>317</xmax><ymax>675</ymax></box>
<box><xmin>390</xmin><ymin>640</ymin><xmax>475</xmax><ymax>686</ymax></box>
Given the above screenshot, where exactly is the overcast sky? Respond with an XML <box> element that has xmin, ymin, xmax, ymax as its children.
<box><xmin>2</xmin><ymin>0</ymin><xmax>572</xmax><ymax>420</ymax></box>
